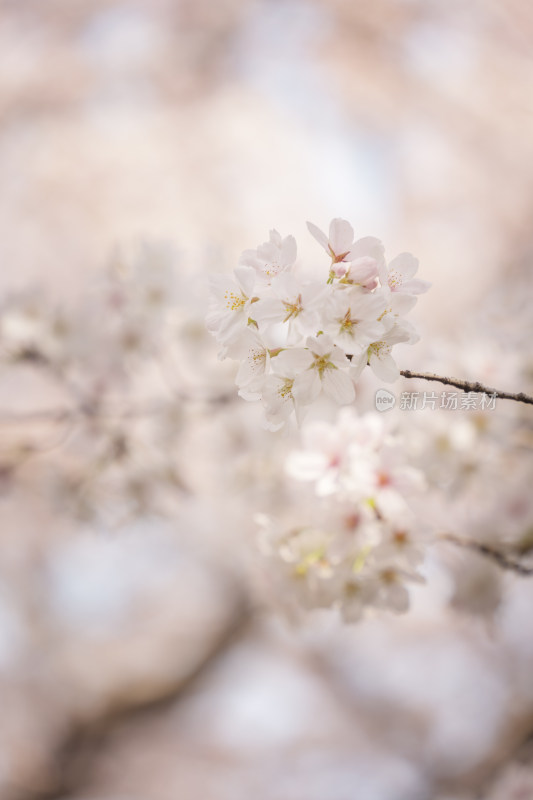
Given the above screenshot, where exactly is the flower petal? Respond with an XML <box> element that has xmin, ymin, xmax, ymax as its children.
<box><xmin>272</xmin><ymin>348</ymin><xmax>313</xmax><ymax>376</ymax></box>
<box><xmin>293</xmin><ymin>369</ymin><xmax>321</xmax><ymax>403</ymax></box>
<box><xmin>348</xmin><ymin>256</ymin><xmax>379</xmax><ymax>285</ymax></box>
<box><xmin>348</xmin><ymin>236</ymin><xmax>385</xmax><ymax>266</ymax></box>
<box><xmin>234</xmin><ymin>265</ymin><xmax>256</xmax><ymax>296</ymax></box>
<box><xmin>322</xmin><ymin>368</ymin><xmax>356</xmax><ymax>404</ymax></box>
<box><xmin>281</xmin><ymin>234</ymin><xmax>297</xmax><ymax>265</ymax></box>
<box><xmin>388</xmin><ymin>253</ymin><xmax>418</xmax><ymax>280</ymax></box>
<box><xmin>400</xmin><ymin>278</ymin><xmax>431</xmax><ymax>295</ymax></box>
<box><xmin>369</xmin><ymin>352</ymin><xmax>400</xmax><ymax>382</ymax></box>
<box><xmin>329</xmin><ymin>218</ymin><xmax>354</xmax><ymax>255</ymax></box>
<box><xmin>306</xmin><ymin>221</ymin><xmax>329</xmax><ymax>252</ymax></box>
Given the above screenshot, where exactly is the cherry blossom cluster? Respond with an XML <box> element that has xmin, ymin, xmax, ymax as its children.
<box><xmin>257</xmin><ymin>410</ymin><xmax>428</xmax><ymax>621</ymax></box>
<box><xmin>207</xmin><ymin>219</ymin><xmax>430</xmax><ymax>430</ymax></box>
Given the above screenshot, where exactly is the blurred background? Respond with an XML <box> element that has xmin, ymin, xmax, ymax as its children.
<box><xmin>0</xmin><ymin>1</ymin><xmax>533</xmax><ymax>799</ymax></box>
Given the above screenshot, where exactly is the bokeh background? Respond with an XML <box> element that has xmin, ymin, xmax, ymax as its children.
<box><xmin>1</xmin><ymin>1</ymin><xmax>533</xmax><ymax>799</ymax></box>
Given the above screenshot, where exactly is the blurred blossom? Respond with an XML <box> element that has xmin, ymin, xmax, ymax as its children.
<box><xmin>0</xmin><ymin>1</ymin><xmax>532</xmax><ymax>798</ymax></box>
<box><xmin>46</xmin><ymin>524</ymin><xmax>185</xmax><ymax>631</ymax></box>
<box><xmin>483</xmin><ymin>763</ymin><xmax>533</xmax><ymax>800</ymax></box>
<box><xmin>0</xmin><ymin>586</ymin><xmax>25</xmax><ymax>669</ymax></box>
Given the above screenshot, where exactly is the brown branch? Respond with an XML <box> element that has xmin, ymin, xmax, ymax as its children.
<box><xmin>440</xmin><ymin>533</ymin><xmax>533</xmax><ymax>576</ymax></box>
<box><xmin>400</xmin><ymin>370</ymin><xmax>533</xmax><ymax>406</ymax></box>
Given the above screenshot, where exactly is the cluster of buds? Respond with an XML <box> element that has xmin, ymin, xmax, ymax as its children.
<box><xmin>207</xmin><ymin>219</ymin><xmax>430</xmax><ymax>430</ymax></box>
<box><xmin>257</xmin><ymin>410</ymin><xmax>428</xmax><ymax>621</ymax></box>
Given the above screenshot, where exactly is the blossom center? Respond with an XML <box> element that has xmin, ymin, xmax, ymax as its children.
<box><xmin>311</xmin><ymin>353</ymin><xmax>335</xmax><ymax>377</ymax></box>
<box><xmin>278</xmin><ymin>378</ymin><xmax>294</xmax><ymax>400</ymax></box>
<box><xmin>248</xmin><ymin>348</ymin><xmax>265</xmax><ymax>369</ymax></box>
<box><xmin>393</xmin><ymin>530</ymin><xmax>408</xmax><ymax>545</ymax></box>
<box><xmin>224</xmin><ymin>290</ymin><xmax>247</xmax><ymax>311</ymax></box>
<box><xmin>388</xmin><ymin>271</ymin><xmax>403</xmax><ymax>289</ymax></box>
<box><xmin>283</xmin><ymin>294</ymin><xmax>303</xmax><ymax>322</ymax></box>
<box><xmin>339</xmin><ymin>309</ymin><xmax>359</xmax><ymax>335</ymax></box>
<box><xmin>264</xmin><ymin>262</ymin><xmax>281</xmax><ymax>279</ymax></box>
<box><xmin>369</xmin><ymin>341</ymin><xmax>391</xmax><ymax>359</ymax></box>
<box><xmin>328</xmin><ymin>245</ymin><xmax>350</xmax><ymax>263</ymax></box>
<box><xmin>380</xmin><ymin>568</ymin><xmax>398</xmax><ymax>584</ymax></box>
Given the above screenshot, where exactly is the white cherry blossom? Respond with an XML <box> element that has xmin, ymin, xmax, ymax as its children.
<box><xmin>307</xmin><ymin>218</ymin><xmax>357</xmax><ymax>265</ymax></box>
<box><xmin>252</xmin><ymin>273</ymin><xmax>327</xmax><ymax>344</ymax></box>
<box><xmin>261</xmin><ymin>353</ymin><xmax>310</xmax><ymax>431</ymax></box>
<box><xmin>352</xmin><ymin>323</ymin><xmax>415</xmax><ymax>382</ymax></box>
<box><xmin>274</xmin><ymin>334</ymin><xmax>356</xmax><ymax>405</ymax></box>
<box><xmin>239</xmin><ymin>229</ymin><xmax>296</xmax><ymax>285</ymax></box>
<box><xmin>225</xmin><ymin>328</ymin><xmax>271</xmax><ymax>400</ymax></box>
<box><xmin>307</xmin><ymin>218</ymin><xmax>385</xmax><ymax>281</ymax></box>
<box><xmin>205</xmin><ymin>266</ymin><xmax>257</xmax><ymax>354</ymax></box>
<box><xmin>324</xmin><ymin>285</ymin><xmax>387</xmax><ymax>354</ymax></box>
<box><xmin>379</xmin><ymin>252</ymin><xmax>431</xmax><ymax>295</ymax></box>
<box><xmin>377</xmin><ymin>288</ymin><xmax>418</xmax><ymax>327</ymax></box>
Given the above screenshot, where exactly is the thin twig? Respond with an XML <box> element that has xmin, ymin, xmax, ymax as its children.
<box><xmin>400</xmin><ymin>370</ymin><xmax>533</xmax><ymax>406</ymax></box>
<box><xmin>440</xmin><ymin>532</ymin><xmax>533</xmax><ymax>576</ymax></box>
